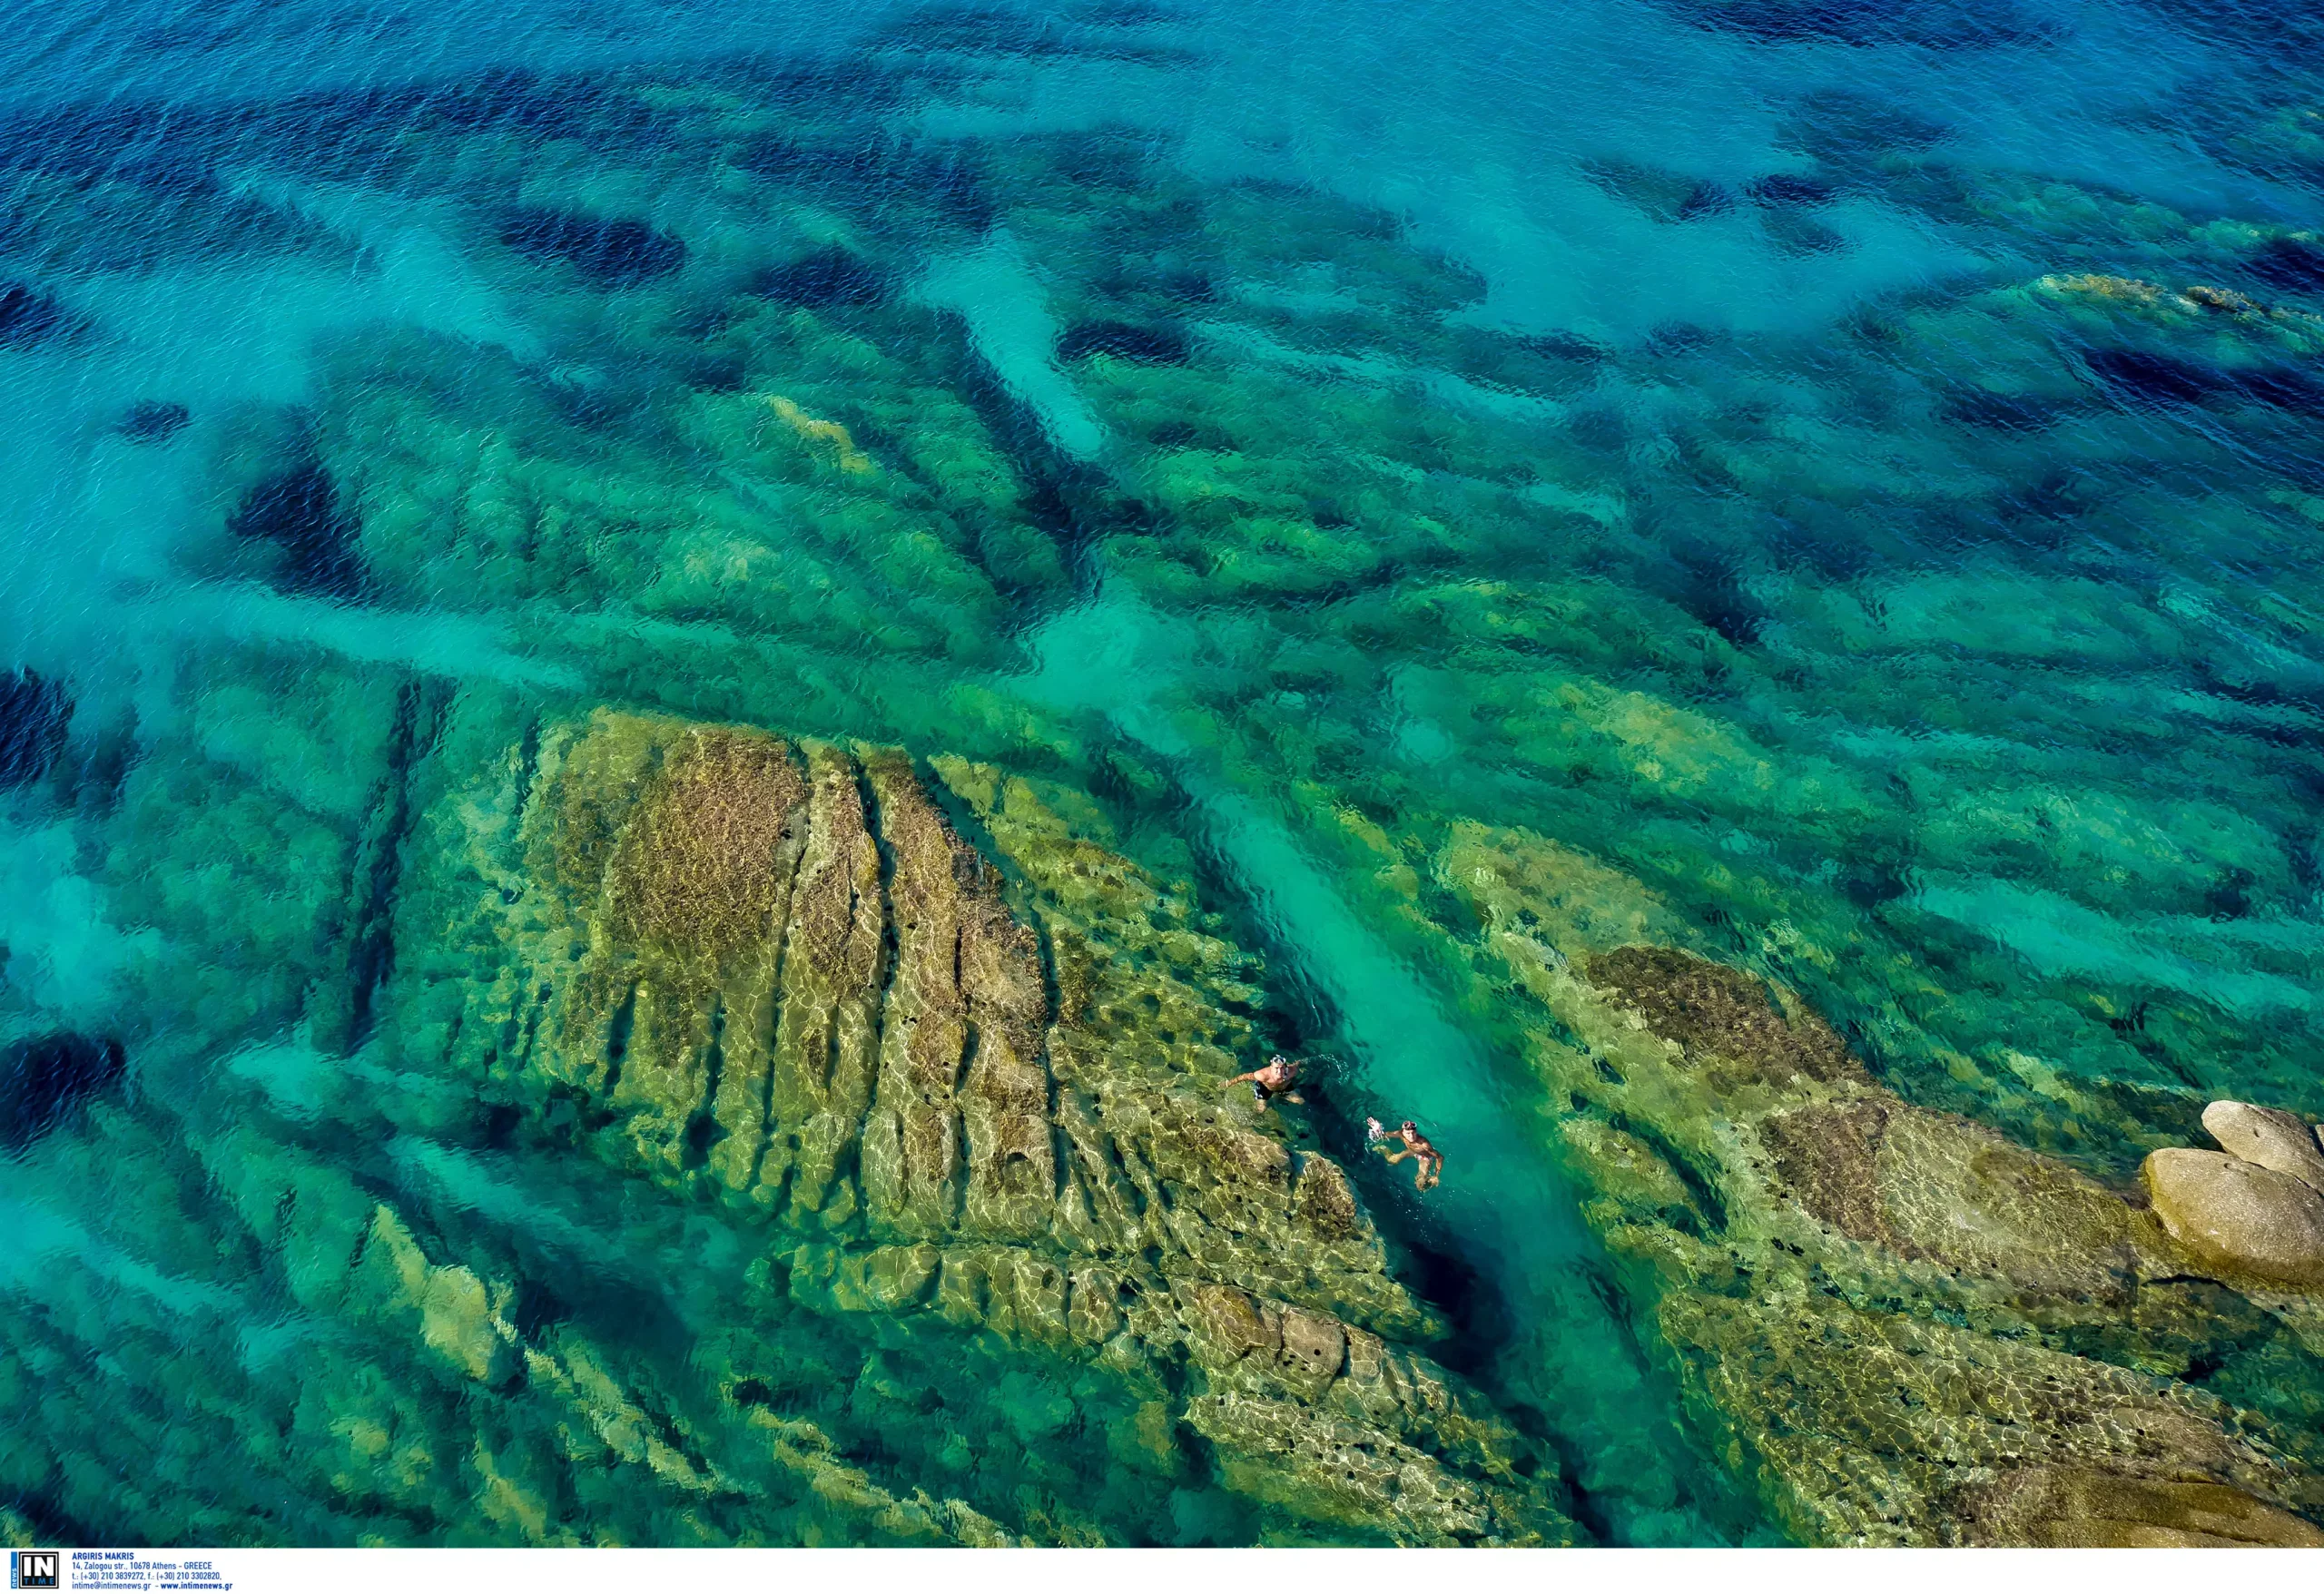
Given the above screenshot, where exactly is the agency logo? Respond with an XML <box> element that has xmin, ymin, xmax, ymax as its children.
<box><xmin>7</xmin><ymin>1550</ymin><xmax>57</xmax><ymax>1591</ymax></box>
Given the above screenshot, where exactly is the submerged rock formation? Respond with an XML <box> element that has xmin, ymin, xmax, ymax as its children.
<box><xmin>0</xmin><ymin>1032</ymin><xmax>123</xmax><ymax>1153</ymax></box>
<box><xmin>498</xmin><ymin>210</ymin><xmax>686</xmax><ymax>285</ymax></box>
<box><xmin>1425</xmin><ymin>822</ymin><xmax>2324</xmax><ymax>1546</ymax></box>
<box><xmin>9</xmin><ymin>46</ymin><xmax>2324</xmax><ymax>1550</ymax></box>
<box><xmin>0</xmin><ymin>686</ymin><xmax>1571</xmax><ymax>1548</ymax></box>
<box><xmin>362</xmin><ymin>702</ymin><xmax>1573</xmax><ymax>1545</ymax></box>
<box><xmin>0</xmin><ymin>669</ymin><xmax>69</xmax><ymax>791</ymax></box>
<box><xmin>225</xmin><ymin>461</ymin><xmax>368</xmax><ymax>602</ymax></box>
<box><xmin>0</xmin><ymin>280</ymin><xmax>76</xmax><ymax>348</ymax></box>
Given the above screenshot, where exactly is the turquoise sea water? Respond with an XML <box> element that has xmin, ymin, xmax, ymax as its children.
<box><xmin>5</xmin><ymin>0</ymin><xmax>2324</xmax><ymax>1550</ymax></box>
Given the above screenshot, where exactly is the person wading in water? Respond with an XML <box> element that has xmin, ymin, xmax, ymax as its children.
<box><xmin>1222</xmin><ymin>1054</ymin><xmax>1305</xmax><ymax>1112</ymax></box>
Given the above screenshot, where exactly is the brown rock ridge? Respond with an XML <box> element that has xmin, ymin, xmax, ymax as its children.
<box><xmin>1434</xmin><ymin>821</ymin><xmax>2324</xmax><ymax>1547</ymax></box>
<box><xmin>382</xmin><ymin>704</ymin><xmax>1570</xmax><ymax>1544</ymax></box>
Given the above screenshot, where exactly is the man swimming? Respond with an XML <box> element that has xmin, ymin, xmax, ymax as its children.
<box><xmin>1221</xmin><ymin>1054</ymin><xmax>1305</xmax><ymax>1112</ymax></box>
<box><xmin>1374</xmin><ymin>1120</ymin><xmax>1443</xmax><ymax>1190</ymax></box>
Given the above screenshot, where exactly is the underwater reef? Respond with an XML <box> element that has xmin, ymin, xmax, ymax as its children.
<box><xmin>1</xmin><ymin>688</ymin><xmax>1570</xmax><ymax>1546</ymax></box>
<box><xmin>1439</xmin><ymin>839</ymin><xmax>2324</xmax><ymax>1546</ymax></box>
<box><xmin>5</xmin><ymin>5</ymin><xmax>2324</xmax><ymax>1548</ymax></box>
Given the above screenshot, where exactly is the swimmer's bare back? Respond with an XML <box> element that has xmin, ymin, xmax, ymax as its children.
<box><xmin>1220</xmin><ymin>1054</ymin><xmax>1305</xmax><ymax>1112</ymax></box>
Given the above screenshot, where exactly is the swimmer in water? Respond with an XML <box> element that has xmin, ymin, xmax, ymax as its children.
<box><xmin>1374</xmin><ymin>1119</ymin><xmax>1443</xmax><ymax>1191</ymax></box>
<box><xmin>1221</xmin><ymin>1054</ymin><xmax>1305</xmax><ymax>1112</ymax></box>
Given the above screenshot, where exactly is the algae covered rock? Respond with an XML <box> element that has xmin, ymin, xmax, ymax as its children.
<box><xmin>1418</xmin><ymin>819</ymin><xmax>2324</xmax><ymax>1544</ymax></box>
<box><xmin>366</xmin><ymin>698</ymin><xmax>1571</xmax><ymax>1545</ymax></box>
<box><xmin>1955</xmin><ymin>1466</ymin><xmax>2324</xmax><ymax>1548</ymax></box>
<box><xmin>1667</xmin><ymin>1287</ymin><xmax>2297</xmax><ymax>1545</ymax></box>
<box><xmin>1757</xmin><ymin>1095</ymin><xmax>2143</xmax><ymax>1298</ymax></box>
<box><xmin>1586</xmin><ymin>944</ymin><xmax>1866</xmax><ymax>1093</ymax></box>
<box><xmin>16</xmin><ymin>40</ymin><xmax>2324</xmax><ymax>1550</ymax></box>
<box><xmin>0</xmin><ymin>691</ymin><xmax>1575</xmax><ymax>1548</ymax></box>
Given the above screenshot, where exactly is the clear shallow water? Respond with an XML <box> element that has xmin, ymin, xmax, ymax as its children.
<box><xmin>5</xmin><ymin>0</ymin><xmax>2324</xmax><ymax>1550</ymax></box>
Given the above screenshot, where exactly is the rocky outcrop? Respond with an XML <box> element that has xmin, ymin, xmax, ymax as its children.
<box><xmin>196</xmin><ymin>1122</ymin><xmax>1013</xmax><ymax>1546</ymax></box>
<box><xmin>377</xmin><ymin>703</ymin><xmax>1570</xmax><ymax>1545</ymax></box>
<box><xmin>1955</xmin><ymin>1466</ymin><xmax>2324</xmax><ymax>1548</ymax></box>
<box><xmin>0</xmin><ymin>691</ymin><xmax>1571</xmax><ymax>1550</ymax></box>
<box><xmin>1431</xmin><ymin>822</ymin><xmax>2324</xmax><ymax>1546</ymax></box>
<box><xmin>15</xmin><ymin>50</ymin><xmax>2324</xmax><ymax>1550</ymax></box>
<box><xmin>2142</xmin><ymin>1101</ymin><xmax>2324</xmax><ymax>1290</ymax></box>
<box><xmin>2201</xmin><ymin>1100</ymin><xmax>2324</xmax><ymax>1193</ymax></box>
